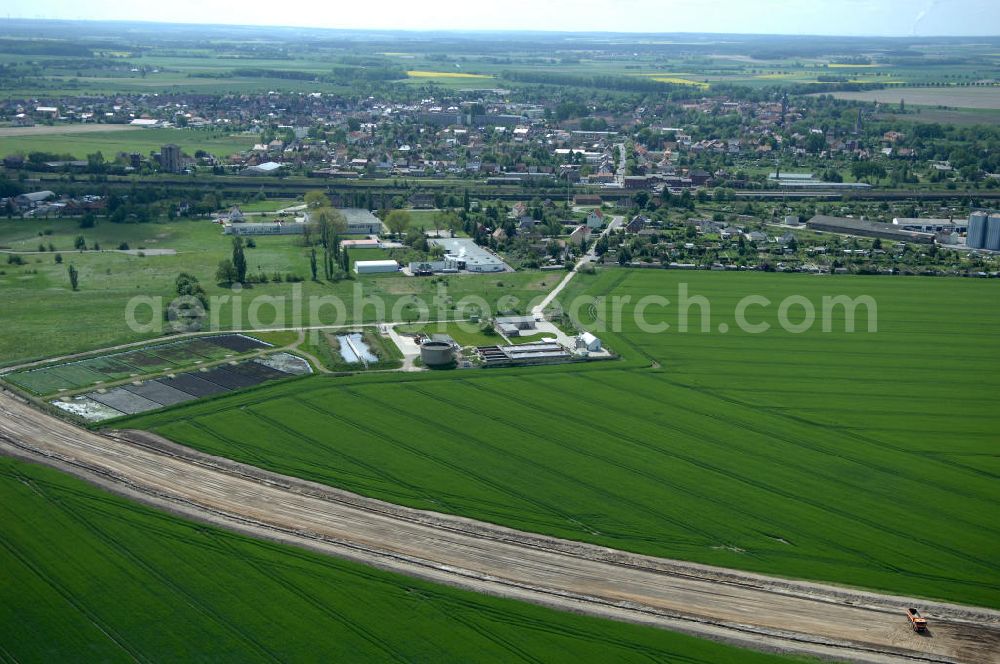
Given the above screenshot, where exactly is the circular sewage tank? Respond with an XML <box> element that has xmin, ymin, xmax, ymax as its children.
<box><xmin>420</xmin><ymin>340</ymin><xmax>455</xmax><ymax>367</ymax></box>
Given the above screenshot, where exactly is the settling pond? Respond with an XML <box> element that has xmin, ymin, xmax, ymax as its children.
<box><xmin>337</xmin><ymin>333</ymin><xmax>377</xmax><ymax>364</ymax></box>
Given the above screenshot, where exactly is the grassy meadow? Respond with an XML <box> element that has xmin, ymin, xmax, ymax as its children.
<box><xmin>0</xmin><ymin>127</ymin><xmax>255</xmax><ymax>160</ymax></box>
<box><xmin>0</xmin><ymin>457</ymin><xmax>795</xmax><ymax>663</ymax></box>
<box><xmin>0</xmin><ymin>218</ymin><xmax>556</xmax><ymax>366</ymax></box>
<box><xmin>122</xmin><ymin>270</ymin><xmax>1000</xmax><ymax>608</ymax></box>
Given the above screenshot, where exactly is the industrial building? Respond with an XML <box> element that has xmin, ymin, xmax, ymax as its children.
<box><xmin>354</xmin><ymin>260</ymin><xmax>399</xmax><ymax>274</ymax></box>
<box><xmin>340</xmin><ymin>238</ymin><xmax>381</xmax><ymax>249</ymax></box>
<box><xmin>805</xmin><ymin>216</ymin><xmax>933</xmax><ymax>244</ymax></box>
<box><xmin>477</xmin><ymin>342</ymin><xmax>571</xmax><ymax>367</ymax></box>
<box><xmin>892</xmin><ymin>218</ymin><xmax>968</xmax><ymax>233</ymax></box>
<box><xmin>419</xmin><ymin>339</ymin><xmax>456</xmax><ymax>367</ymax></box>
<box><xmin>967</xmin><ymin>211</ymin><xmax>1000</xmax><ymax>251</ymax></box>
<box><xmin>425</xmin><ymin>238</ymin><xmax>511</xmax><ymax>273</ymax></box>
<box><xmin>342</xmin><ymin>208</ymin><xmax>385</xmax><ymax>235</ymax></box>
<box><xmin>987</xmin><ymin>216</ymin><xmax>1000</xmax><ymax>251</ymax></box>
<box><xmin>241</xmin><ymin>161</ymin><xmax>284</xmax><ymax>175</ymax></box>
<box><xmin>777</xmin><ymin>181</ymin><xmax>872</xmax><ymax>190</ymax></box>
<box><xmin>303</xmin><ymin>208</ymin><xmax>384</xmax><ymax>235</ymax></box>
<box><xmin>493</xmin><ymin>315</ymin><xmax>536</xmax><ymax>337</ymax></box>
<box><xmin>160</xmin><ymin>144</ymin><xmax>182</xmax><ymax>173</ymax></box>
<box><xmin>224</xmin><ymin>222</ymin><xmax>305</xmax><ymax>236</ymax></box>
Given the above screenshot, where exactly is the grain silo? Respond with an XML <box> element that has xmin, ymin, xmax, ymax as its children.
<box><xmin>986</xmin><ymin>213</ymin><xmax>1000</xmax><ymax>251</ymax></box>
<box><xmin>967</xmin><ymin>211</ymin><xmax>988</xmax><ymax>249</ymax></box>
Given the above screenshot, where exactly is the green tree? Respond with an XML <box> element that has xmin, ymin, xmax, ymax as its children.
<box><xmin>79</xmin><ymin>212</ymin><xmax>96</xmax><ymax>229</ymax></box>
<box><xmin>385</xmin><ymin>209</ymin><xmax>411</xmax><ymax>237</ymax></box>
<box><xmin>617</xmin><ymin>246</ymin><xmax>632</xmax><ymax>266</ymax></box>
<box><xmin>805</xmin><ymin>133</ymin><xmax>826</xmax><ymax>154</ymax></box>
<box><xmin>172</xmin><ymin>273</ymin><xmax>209</xmax><ymax>330</ymax></box>
<box><xmin>68</xmin><ymin>264</ymin><xmax>79</xmax><ymax>291</ymax></box>
<box><xmin>309</xmin><ymin>247</ymin><xmax>318</xmax><ymax>281</ymax></box>
<box><xmin>54</xmin><ymin>253</ymin><xmax>62</xmax><ymax>264</ymax></box>
<box><xmin>312</xmin><ymin>208</ymin><xmax>346</xmax><ymax>248</ymax></box>
<box><xmin>304</xmin><ymin>191</ymin><xmax>331</xmax><ymax>209</ymax></box>
<box><xmin>851</xmin><ymin>161</ymin><xmax>887</xmax><ymax>184</ymax></box>
<box><xmin>446</xmin><ymin>213</ymin><xmax>464</xmax><ymax>238</ymax></box>
<box><xmin>215</xmin><ymin>258</ymin><xmax>237</xmax><ymax>285</ymax></box>
<box><xmin>232</xmin><ymin>236</ymin><xmax>247</xmax><ymax>283</ymax></box>
<box><xmin>74</xmin><ymin>235</ymin><xmax>86</xmax><ymax>251</ymax></box>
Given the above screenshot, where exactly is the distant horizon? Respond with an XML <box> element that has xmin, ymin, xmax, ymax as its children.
<box><xmin>4</xmin><ymin>17</ymin><xmax>1000</xmax><ymax>39</ymax></box>
<box><xmin>4</xmin><ymin>0</ymin><xmax>1000</xmax><ymax>38</ymax></box>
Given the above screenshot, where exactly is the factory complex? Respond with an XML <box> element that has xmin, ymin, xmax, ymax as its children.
<box><xmin>409</xmin><ymin>238</ymin><xmax>512</xmax><ymax>275</ymax></box>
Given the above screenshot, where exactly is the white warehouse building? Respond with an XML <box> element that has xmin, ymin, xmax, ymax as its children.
<box><xmin>428</xmin><ymin>238</ymin><xmax>510</xmax><ymax>273</ymax></box>
<box><xmin>354</xmin><ymin>259</ymin><xmax>399</xmax><ymax>274</ymax></box>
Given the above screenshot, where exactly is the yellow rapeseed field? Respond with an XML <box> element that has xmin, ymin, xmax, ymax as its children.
<box><xmin>407</xmin><ymin>70</ymin><xmax>492</xmax><ymax>79</ymax></box>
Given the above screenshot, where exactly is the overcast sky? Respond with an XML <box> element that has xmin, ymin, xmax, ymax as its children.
<box><xmin>5</xmin><ymin>0</ymin><xmax>999</xmax><ymax>36</ymax></box>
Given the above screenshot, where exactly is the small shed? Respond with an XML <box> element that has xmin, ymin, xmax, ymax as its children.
<box><xmin>576</xmin><ymin>332</ymin><xmax>602</xmax><ymax>352</ymax></box>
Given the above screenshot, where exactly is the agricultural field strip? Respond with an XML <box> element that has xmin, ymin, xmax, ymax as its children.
<box><xmin>0</xmin><ymin>464</ymin><xmax>795</xmax><ymax>664</ymax></box>
<box><xmin>4</xmin><ymin>335</ymin><xmax>269</xmax><ymax>396</ymax></box>
<box><xmin>150</xmin><ymin>372</ymin><xmax>996</xmax><ymax>604</ymax></box>
<box><xmin>7</xmin><ymin>471</ymin><xmax>287</xmax><ymax>662</ymax></box>
<box><xmin>392</xmin><ymin>374</ymin><xmax>997</xmax><ymax>596</ymax></box>
<box><xmin>1</xmin><ymin>390</ymin><xmax>997</xmax><ymax>664</ymax></box>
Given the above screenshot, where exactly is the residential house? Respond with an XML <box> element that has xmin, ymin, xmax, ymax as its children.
<box><xmin>568</xmin><ymin>225</ymin><xmax>591</xmax><ymax>246</ymax></box>
<box><xmin>586</xmin><ymin>208</ymin><xmax>605</xmax><ymax>229</ymax></box>
<box><xmin>625</xmin><ymin>215</ymin><xmax>648</xmax><ymax>234</ymax></box>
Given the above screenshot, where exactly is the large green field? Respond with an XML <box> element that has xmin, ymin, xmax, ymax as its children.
<box><xmin>0</xmin><ymin>218</ymin><xmax>555</xmax><ymax>366</ymax></box>
<box><xmin>825</xmin><ymin>87</ymin><xmax>1000</xmax><ymax>109</ymax></box>
<box><xmin>0</xmin><ymin>457</ymin><xmax>794</xmax><ymax>663</ymax></box>
<box><xmin>123</xmin><ymin>270</ymin><xmax>1000</xmax><ymax>608</ymax></box>
<box><xmin>0</xmin><ymin>127</ymin><xmax>255</xmax><ymax>159</ymax></box>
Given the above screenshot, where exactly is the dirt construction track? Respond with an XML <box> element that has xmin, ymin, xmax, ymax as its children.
<box><xmin>1</xmin><ymin>391</ymin><xmax>997</xmax><ymax>663</ymax></box>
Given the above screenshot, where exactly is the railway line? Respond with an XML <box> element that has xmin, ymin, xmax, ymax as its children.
<box><xmin>27</xmin><ymin>171</ymin><xmax>1000</xmax><ymax>203</ymax></box>
<box><xmin>1</xmin><ymin>389</ymin><xmax>997</xmax><ymax>663</ymax></box>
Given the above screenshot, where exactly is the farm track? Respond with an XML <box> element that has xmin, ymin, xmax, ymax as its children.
<box><xmin>1</xmin><ymin>390</ymin><xmax>998</xmax><ymax>663</ymax></box>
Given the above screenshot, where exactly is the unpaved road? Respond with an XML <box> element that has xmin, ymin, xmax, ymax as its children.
<box><xmin>0</xmin><ymin>390</ymin><xmax>997</xmax><ymax>663</ymax></box>
<box><xmin>531</xmin><ymin>214</ymin><xmax>623</xmax><ymax>318</ymax></box>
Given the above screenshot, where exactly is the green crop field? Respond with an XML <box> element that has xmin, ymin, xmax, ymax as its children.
<box><xmin>0</xmin><ymin>457</ymin><xmax>793</xmax><ymax>663</ymax></box>
<box><xmin>826</xmin><ymin>87</ymin><xmax>1000</xmax><ymax>110</ymax></box>
<box><xmin>123</xmin><ymin>270</ymin><xmax>1000</xmax><ymax>608</ymax></box>
<box><xmin>0</xmin><ymin>127</ymin><xmax>255</xmax><ymax>160</ymax></box>
<box><xmin>0</xmin><ymin>218</ymin><xmax>556</xmax><ymax>367</ymax></box>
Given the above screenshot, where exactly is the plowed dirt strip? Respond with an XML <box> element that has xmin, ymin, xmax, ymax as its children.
<box><xmin>0</xmin><ymin>391</ymin><xmax>997</xmax><ymax>664</ymax></box>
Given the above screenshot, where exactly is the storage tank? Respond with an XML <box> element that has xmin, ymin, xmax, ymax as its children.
<box><xmin>420</xmin><ymin>340</ymin><xmax>455</xmax><ymax>367</ymax></box>
<box><xmin>967</xmin><ymin>211</ymin><xmax>988</xmax><ymax>249</ymax></box>
<box><xmin>987</xmin><ymin>213</ymin><xmax>1000</xmax><ymax>251</ymax></box>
